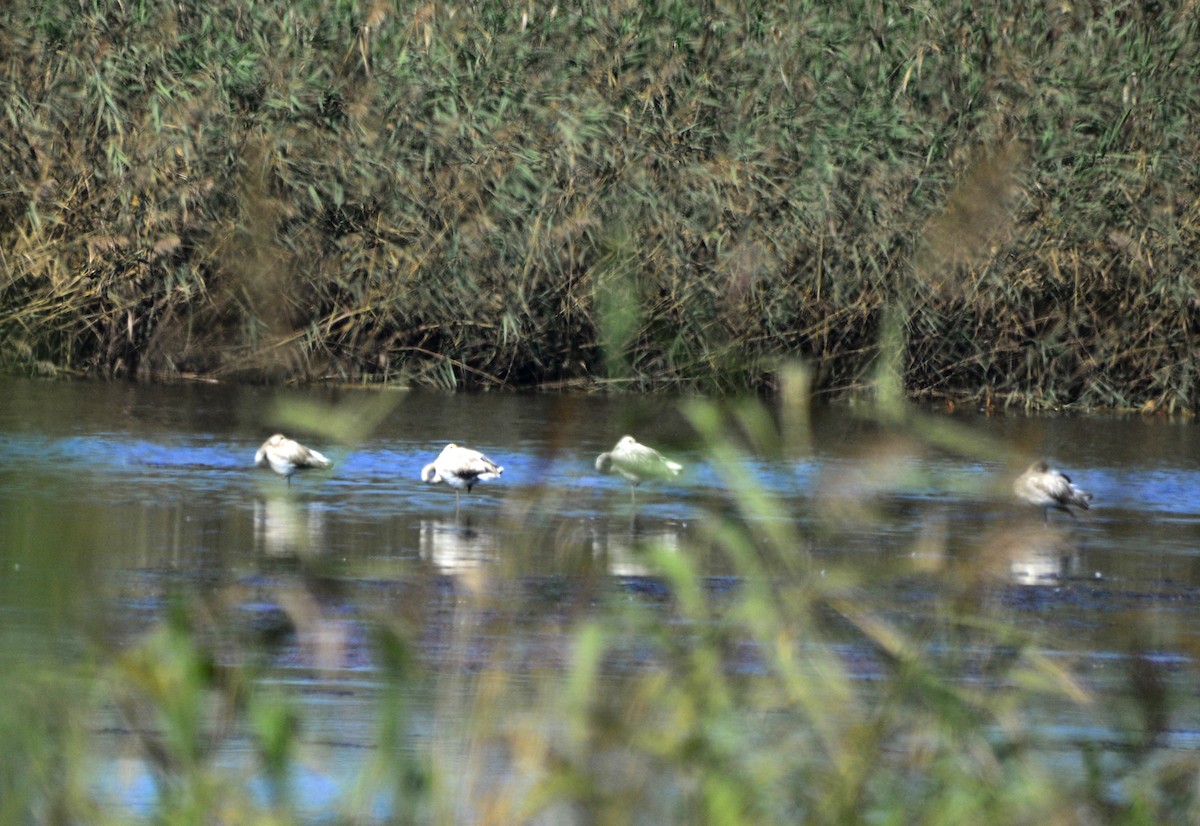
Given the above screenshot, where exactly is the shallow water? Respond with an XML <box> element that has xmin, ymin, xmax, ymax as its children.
<box><xmin>2</xmin><ymin>377</ymin><xmax>1200</xmax><ymax>818</ymax></box>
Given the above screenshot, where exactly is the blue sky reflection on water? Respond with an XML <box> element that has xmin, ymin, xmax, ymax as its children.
<box><xmin>2</xmin><ymin>377</ymin><xmax>1200</xmax><ymax>584</ymax></box>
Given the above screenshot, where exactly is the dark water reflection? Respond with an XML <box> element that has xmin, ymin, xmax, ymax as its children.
<box><xmin>3</xmin><ymin>377</ymin><xmax>1200</xmax><ymax>817</ymax></box>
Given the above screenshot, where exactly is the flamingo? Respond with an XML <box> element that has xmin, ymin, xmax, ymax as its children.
<box><xmin>421</xmin><ymin>443</ymin><xmax>504</xmax><ymax>513</ymax></box>
<box><xmin>1013</xmin><ymin>459</ymin><xmax>1093</xmax><ymax>522</ymax></box>
<box><xmin>595</xmin><ymin>435</ymin><xmax>683</xmax><ymax>505</ymax></box>
<box><xmin>255</xmin><ymin>434</ymin><xmax>332</xmax><ymax>486</ymax></box>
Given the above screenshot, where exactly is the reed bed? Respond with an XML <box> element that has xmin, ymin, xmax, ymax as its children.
<box><xmin>1</xmin><ymin>0</ymin><xmax>1198</xmax><ymax>408</ymax></box>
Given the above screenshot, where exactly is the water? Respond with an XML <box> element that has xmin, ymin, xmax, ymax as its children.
<box><xmin>2</xmin><ymin>377</ymin><xmax>1200</xmax><ymax>818</ymax></box>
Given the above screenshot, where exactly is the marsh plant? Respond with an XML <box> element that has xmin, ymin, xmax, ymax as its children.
<box><xmin>1</xmin><ymin>0</ymin><xmax>1198</xmax><ymax>409</ymax></box>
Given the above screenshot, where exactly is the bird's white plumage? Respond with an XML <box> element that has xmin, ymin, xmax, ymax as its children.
<box><xmin>421</xmin><ymin>443</ymin><xmax>503</xmax><ymax>510</ymax></box>
<box><xmin>255</xmin><ymin>434</ymin><xmax>332</xmax><ymax>484</ymax></box>
<box><xmin>595</xmin><ymin>435</ymin><xmax>682</xmax><ymax>504</ymax></box>
<box><xmin>1013</xmin><ymin>459</ymin><xmax>1092</xmax><ymax>521</ymax></box>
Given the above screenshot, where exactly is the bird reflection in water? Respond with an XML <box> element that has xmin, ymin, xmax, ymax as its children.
<box><xmin>972</xmin><ymin>522</ymin><xmax>1082</xmax><ymax>587</ymax></box>
<box><xmin>419</xmin><ymin>517</ymin><xmax>500</xmax><ymax>596</ymax></box>
<box><xmin>253</xmin><ymin>496</ymin><xmax>327</xmax><ymax>558</ymax></box>
<box><xmin>1002</xmin><ymin>524</ymin><xmax>1082</xmax><ymax>585</ymax></box>
<box><xmin>251</xmin><ymin>497</ymin><xmax>350</xmax><ymax>672</ymax></box>
<box><xmin>589</xmin><ymin>517</ymin><xmax>685</xmax><ymax>578</ymax></box>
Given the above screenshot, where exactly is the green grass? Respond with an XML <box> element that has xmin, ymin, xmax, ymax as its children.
<box><xmin>1</xmin><ymin>0</ymin><xmax>1198</xmax><ymax>407</ymax></box>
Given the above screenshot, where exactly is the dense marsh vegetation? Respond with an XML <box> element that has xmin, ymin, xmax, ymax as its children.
<box><xmin>1</xmin><ymin>0</ymin><xmax>1197</xmax><ymax>407</ymax></box>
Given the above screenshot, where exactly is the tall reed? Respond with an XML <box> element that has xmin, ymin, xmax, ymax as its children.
<box><xmin>1</xmin><ymin>1</ymin><xmax>1197</xmax><ymax>408</ymax></box>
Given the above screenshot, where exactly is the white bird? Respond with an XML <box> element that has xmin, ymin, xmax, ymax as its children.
<box><xmin>255</xmin><ymin>434</ymin><xmax>333</xmax><ymax>485</ymax></box>
<box><xmin>421</xmin><ymin>443</ymin><xmax>504</xmax><ymax>513</ymax></box>
<box><xmin>595</xmin><ymin>435</ymin><xmax>683</xmax><ymax>505</ymax></box>
<box><xmin>1013</xmin><ymin>459</ymin><xmax>1093</xmax><ymax>522</ymax></box>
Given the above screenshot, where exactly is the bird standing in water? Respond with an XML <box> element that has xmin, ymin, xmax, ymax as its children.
<box><xmin>1013</xmin><ymin>459</ymin><xmax>1093</xmax><ymax>522</ymax></box>
<box><xmin>595</xmin><ymin>435</ymin><xmax>683</xmax><ymax>506</ymax></box>
<box><xmin>255</xmin><ymin>434</ymin><xmax>333</xmax><ymax>486</ymax></box>
<box><xmin>421</xmin><ymin>443</ymin><xmax>504</xmax><ymax>513</ymax></box>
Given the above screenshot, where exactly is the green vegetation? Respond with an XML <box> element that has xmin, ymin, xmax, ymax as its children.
<box><xmin>0</xmin><ymin>0</ymin><xmax>1197</xmax><ymax>407</ymax></box>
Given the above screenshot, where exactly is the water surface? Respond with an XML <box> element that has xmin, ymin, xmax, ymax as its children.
<box><xmin>2</xmin><ymin>377</ymin><xmax>1199</xmax><ymax>818</ymax></box>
